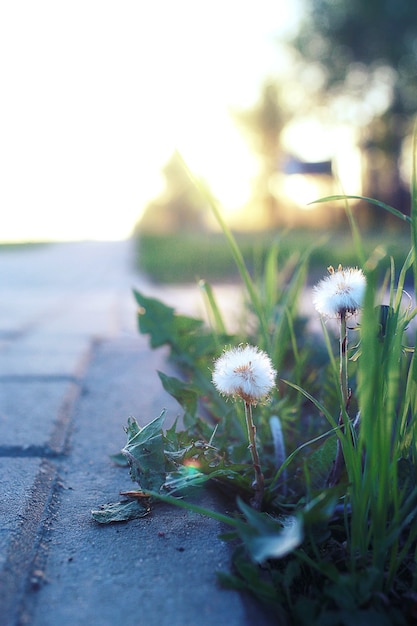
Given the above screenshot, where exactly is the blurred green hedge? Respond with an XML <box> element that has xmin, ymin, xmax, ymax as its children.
<box><xmin>135</xmin><ymin>230</ymin><xmax>409</xmax><ymax>285</ymax></box>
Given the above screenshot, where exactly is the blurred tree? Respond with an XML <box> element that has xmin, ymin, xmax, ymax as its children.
<box><xmin>139</xmin><ymin>152</ymin><xmax>208</xmax><ymax>234</ymax></box>
<box><xmin>234</xmin><ymin>82</ymin><xmax>292</xmax><ymax>226</ymax></box>
<box><xmin>294</xmin><ymin>0</ymin><xmax>417</xmax><ymax>216</ymax></box>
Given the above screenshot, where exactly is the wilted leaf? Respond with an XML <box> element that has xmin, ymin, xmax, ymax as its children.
<box><xmin>92</xmin><ymin>499</ymin><xmax>150</xmax><ymax>524</ymax></box>
<box><xmin>122</xmin><ymin>412</ymin><xmax>167</xmax><ymax>491</ymax></box>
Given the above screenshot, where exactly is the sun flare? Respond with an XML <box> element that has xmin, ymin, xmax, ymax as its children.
<box><xmin>0</xmin><ymin>0</ymin><xmax>300</xmax><ymax>242</ymax></box>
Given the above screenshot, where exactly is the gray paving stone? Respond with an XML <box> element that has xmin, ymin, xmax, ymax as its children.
<box><xmin>36</xmin><ymin>292</ymin><xmax>128</xmax><ymax>338</ymax></box>
<box><xmin>0</xmin><ymin>378</ymin><xmax>79</xmax><ymax>453</ymax></box>
<box><xmin>0</xmin><ymin>457</ymin><xmax>57</xmax><ymax>626</ymax></box>
<box><xmin>25</xmin><ymin>336</ymin><xmax>274</xmax><ymax>626</ymax></box>
<box><xmin>0</xmin><ymin>292</ymin><xmax>61</xmax><ymax>336</ymax></box>
<box><xmin>0</xmin><ymin>333</ymin><xmax>91</xmax><ymax>377</ymax></box>
<box><xmin>0</xmin><ymin>458</ymin><xmax>49</xmax><ymax>569</ymax></box>
<box><xmin>0</xmin><ymin>241</ymin><xmax>136</xmax><ymax>292</ymax></box>
<box><xmin>0</xmin><ymin>241</ymin><xmax>140</xmax><ymax>342</ymax></box>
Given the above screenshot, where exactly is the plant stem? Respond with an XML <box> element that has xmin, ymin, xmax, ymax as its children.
<box><xmin>328</xmin><ymin>310</ymin><xmax>350</xmax><ymax>487</ymax></box>
<box><xmin>244</xmin><ymin>401</ymin><xmax>264</xmax><ymax>510</ymax></box>
<box><xmin>340</xmin><ymin>310</ymin><xmax>349</xmax><ymax>407</ymax></box>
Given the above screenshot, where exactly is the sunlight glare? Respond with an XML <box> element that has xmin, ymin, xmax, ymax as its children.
<box><xmin>0</xmin><ymin>0</ymin><xmax>301</xmax><ymax>242</ymax></box>
<box><xmin>281</xmin><ymin>118</ymin><xmax>362</xmax><ymax>206</ymax></box>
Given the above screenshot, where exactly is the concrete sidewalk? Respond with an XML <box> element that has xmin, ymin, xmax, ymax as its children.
<box><xmin>0</xmin><ymin>241</ymin><xmax>273</xmax><ymax>626</ymax></box>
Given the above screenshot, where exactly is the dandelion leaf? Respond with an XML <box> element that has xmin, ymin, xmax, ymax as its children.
<box><xmin>302</xmin><ymin>488</ymin><xmax>341</xmax><ymax>524</ymax></box>
<box><xmin>158</xmin><ymin>372</ymin><xmax>199</xmax><ymax>426</ymax></box>
<box><xmin>109</xmin><ymin>452</ymin><xmax>129</xmax><ymax>467</ymax></box>
<box><xmin>124</xmin><ymin>416</ymin><xmax>141</xmax><ymax>439</ymax></box>
<box><xmin>236</xmin><ymin>498</ymin><xmax>303</xmax><ymax>563</ymax></box>
<box><xmin>133</xmin><ymin>289</ymin><xmax>203</xmax><ymax>350</ymax></box>
<box><xmin>122</xmin><ymin>412</ymin><xmax>167</xmax><ymax>492</ymax></box>
<box><xmin>133</xmin><ymin>289</ymin><xmax>232</xmax><ymax>372</ymax></box>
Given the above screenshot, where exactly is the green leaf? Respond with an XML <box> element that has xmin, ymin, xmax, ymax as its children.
<box><xmin>302</xmin><ymin>488</ymin><xmax>340</xmax><ymax>524</ymax></box>
<box><xmin>122</xmin><ymin>412</ymin><xmax>167</xmax><ymax>491</ymax></box>
<box><xmin>133</xmin><ymin>289</ymin><xmax>230</xmax><ymax>375</ymax></box>
<box><xmin>236</xmin><ymin>498</ymin><xmax>303</xmax><ymax>563</ymax></box>
<box><xmin>125</xmin><ymin>412</ymin><xmax>166</xmax><ymax>445</ymax></box>
<box><xmin>133</xmin><ymin>289</ymin><xmax>203</xmax><ymax>351</ymax></box>
<box><xmin>124</xmin><ymin>416</ymin><xmax>141</xmax><ymax>439</ymax></box>
<box><xmin>109</xmin><ymin>452</ymin><xmax>129</xmax><ymax>467</ymax></box>
<box><xmin>91</xmin><ymin>499</ymin><xmax>150</xmax><ymax>524</ymax></box>
<box><xmin>158</xmin><ymin>372</ymin><xmax>199</xmax><ymax>426</ymax></box>
<box><xmin>220</xmin><ymin>546</ymin><xmax>287</xmax><ymax>609</ymax></box>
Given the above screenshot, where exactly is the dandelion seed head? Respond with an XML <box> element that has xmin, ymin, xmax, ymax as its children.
<box><xmin>212</xmin><ymin>344</ymin><xmax>276</xmax><ymax>405</ymax></box>
<box><xmin>313</xmin><ymin>266</ymin><xmax>366</xmax><ymax>318</ymax></box>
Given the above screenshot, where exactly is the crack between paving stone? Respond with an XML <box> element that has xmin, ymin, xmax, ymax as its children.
<box><xmin>0</xmin><ymin>376</ymin><xmax>88</xmax><ymax>460</ymax></box>
<box><xmin>0</xmin><ymin>446</ymin><xmax>66</xmax><ymax>459</ymax></box>
<box><xmin>0</xmin><ymin>345</ymin><xmax>96</xmax><ymax>624</ymax></box>
<box><xmin>16</xmin><ymin>470</ymin><xmax>64</xmax><ymax>626</ymax></box>
<box><xmin>0</xmin><ymin>375</ymin><xmax>83</xmax><ymax>383</ymax></box>
<box><xmin>0</xmin><ymin>459</ymin><xmax>59</xmax><ymax>626</ymax></box>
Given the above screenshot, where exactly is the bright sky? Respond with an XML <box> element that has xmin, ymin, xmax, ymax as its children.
<box><xmin>0</xmin><ymin>0</ymin><xmax>301</xmax><ymax>242</ymax></box>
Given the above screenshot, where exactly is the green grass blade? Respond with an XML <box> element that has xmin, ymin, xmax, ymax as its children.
<box><xmin>411</xmin><ymin>121</ymin><xmax>417</xmax><ymax>290</ymax></box>
<box><xmin>282</xmin><ymin>379</ymin><xmax>338</xmax><ymax>429</ymax></box>
<box><xmin>198</xmin><ymin>279</ymin><xmax>227</xmax><ymax>335</ymax></box>
<box><xmin>179</xmin><ymin>155</ymin><xmax>270</xmax><ymax>344</ymax></box>
<box><xmin>310</xmin><ymin>194</ymin><xmax>411</xmax><ymax>224</ymax></box>
<box><xmin>342</xmin><ymin>197</ymin><xmax>366</xmax><ymax>265</ymax></box>
<box><xmin>145</xmin><ymin>489</ymin><xmax>241</xmax><ymax>527</ymax></box>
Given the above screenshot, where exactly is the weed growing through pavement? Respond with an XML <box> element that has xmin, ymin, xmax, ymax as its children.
<box><xmin>93</xmin><ymin>147</ymin><xmax>417</xmax><ymax>624</ymax></box>
<box><xmin>212</xmin><ymin>344</ymin><xmax>277</xmax><ymax>509</ymax></box>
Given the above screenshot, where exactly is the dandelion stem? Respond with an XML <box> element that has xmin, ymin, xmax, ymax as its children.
<box><xmin>244</xmin><ymin>401</ymin><xmax>264</xmax><ymax>510</ymax></box>
<box><xmin>328</xmin><ymin>411</ymin><xmax>346</xmax><ymax>487</ymax></box>
<box><xmin>340</xmin><ymin>310</ymin><xmax>349</xmax><ymax>406</ymax></box>
<box><xmin>328</xmin><ymin>310</ymin><xmax>351</xmax><ymax>486</ymax></box>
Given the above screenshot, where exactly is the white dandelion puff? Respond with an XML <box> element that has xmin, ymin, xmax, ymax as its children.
<box><xmin>313</xmin><ymin>265</ymin><xmax>366</xmax><ymax>318</ymax></box>
<box><xmin>212</xmin><ymin>344</ymin><xmax>277</xmax><ymax>509</ymax></box>
<box><xmin>212</xmin><ymin>344</ymin><xmax>276</xmax><ymax>405</ymax></box>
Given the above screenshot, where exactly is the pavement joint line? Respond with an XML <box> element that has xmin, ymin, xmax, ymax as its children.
<box><xmin>0</xmin><ymin>458</ymin><xmax>58</xmax><ymax>625</ymax></box>
<box><xmin>47</xmin><ymin>340</ymin><xmax>98</xmax><ymax>457</ymax></box>
<box><xmin>0</xmin><ymin>330</ymin><xmax>26</xmax><ymax>340</ymax></box>
<box><xmin>46</xmin><ymin>367</ymin><xmax>93</xmax><ymax>458</ymax></box>
<box><xmin>0</xmin><ymin>446</ymin><xmax>66</xmax><ymax>459</ymax></box>
<box><xmin>0</xmin><ymin>317</ymin><xmax>53</xmax><ymax>344</ymax></box>
<box><xmin>16</xmin><ymin>477</ymin><xmax>63</xmax><ymax>626</ymax></box>
<box><xmin>0</xmin><ymin>340</ymin><xmax>96</xmax><ymax>623</ymax></box>
<box><xmin>0</xmin><ymin>375</ymin><xmax>83</xmax><ymax>384</ymax></box>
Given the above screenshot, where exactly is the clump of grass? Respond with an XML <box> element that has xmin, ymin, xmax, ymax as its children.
<box><xmin>95</xmin><ymin>144</ymin><xmax>417</xmax><ymax>624</ymax></box>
